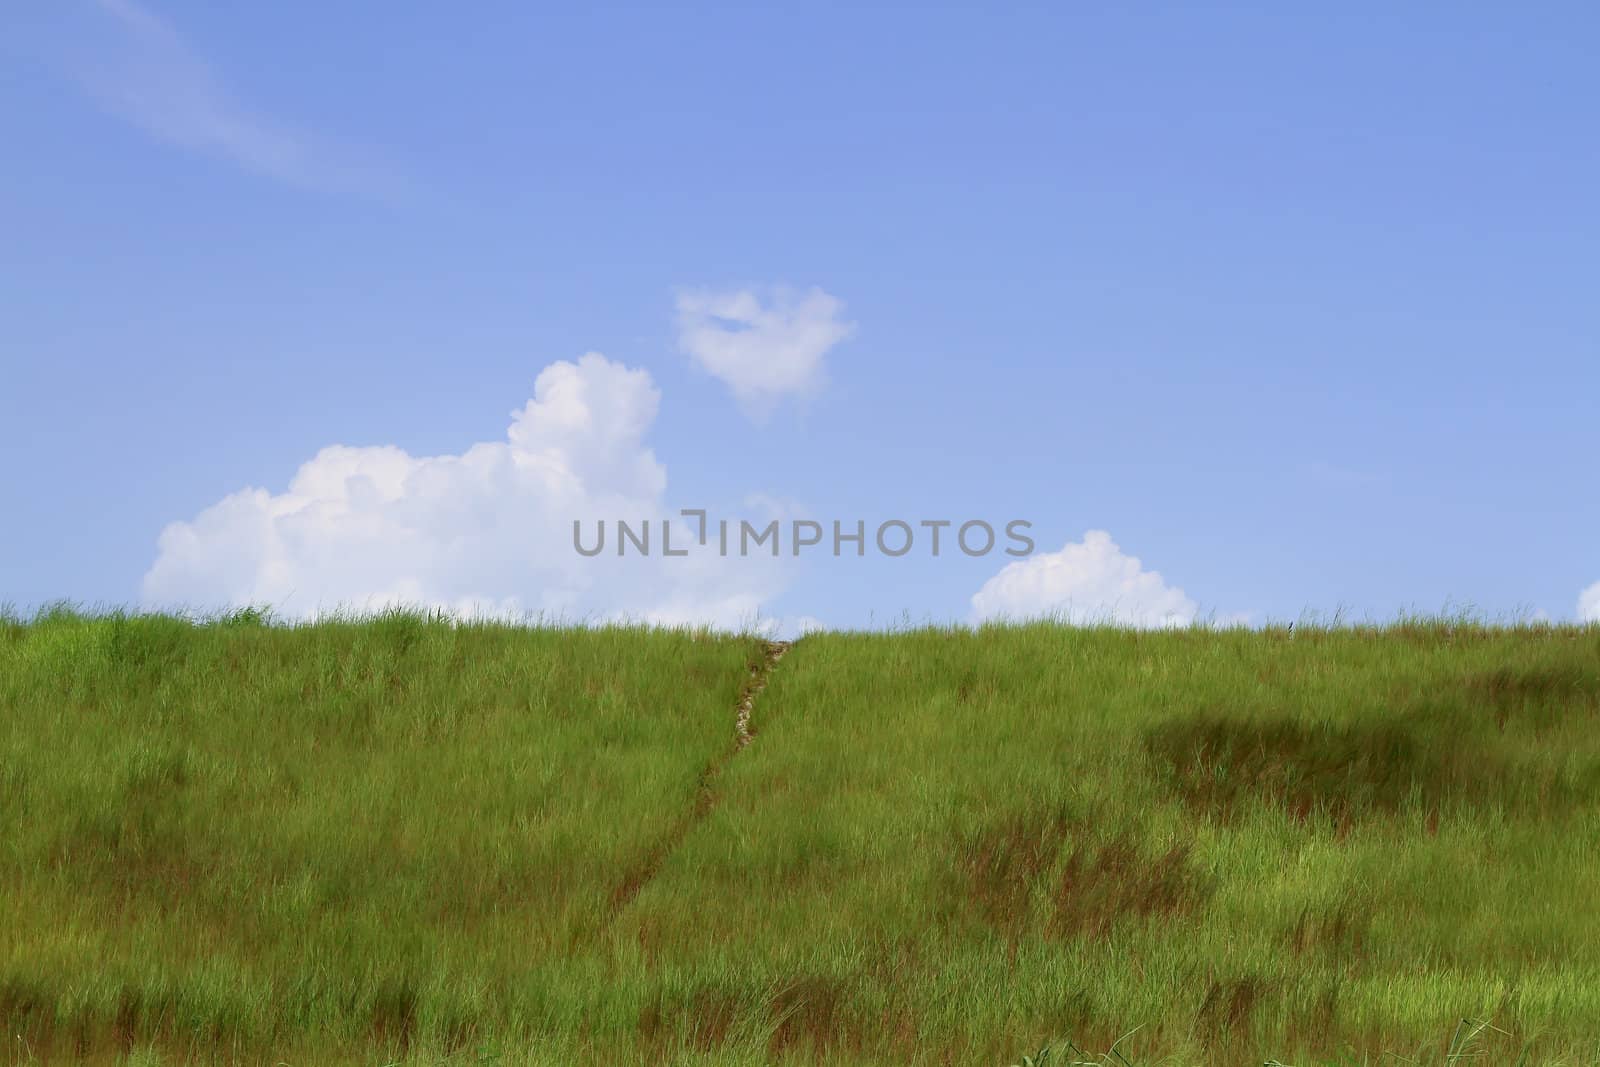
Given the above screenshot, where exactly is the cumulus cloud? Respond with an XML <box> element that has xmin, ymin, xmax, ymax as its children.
<box><xmin>675</xmin><ymin>286</ymin><xmax>854</xmax><ymax>417</ymax></box>
<box><xmin>1580</xmin><ymin>581</ymin><xmax>1600</xmax><ymax>623</ymax></box>
<box><xmin>970</xmin><ymin>530</ymin><xmax>1198</xmax><ymax>628</ymax></box>
<box><xmin>142</xmin><ymin>353</ymin><xmax>786</xmax><ymax>628</ymax></box>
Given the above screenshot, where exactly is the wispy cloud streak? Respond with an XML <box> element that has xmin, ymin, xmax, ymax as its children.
<box><xmin>68</xmin><ymin>0</ymin><xmax>400</xmax><ymax>196</ymax></box>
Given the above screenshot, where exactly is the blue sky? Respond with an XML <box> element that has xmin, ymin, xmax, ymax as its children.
<box><xmin>3</xmin><ymin>2</ymin><xmax>1597</xmax><ymax>630</ymax></box>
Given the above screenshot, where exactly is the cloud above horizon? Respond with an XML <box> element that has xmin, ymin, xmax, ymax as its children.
<box><xmin>142</xmin><ymin>353</ymin><xmax>789</xmax><ymax>629</ymax></box>
<box><xmin>675</xmin><ymin>286</ymin><xmax>854</xmax><ymax>418</ymax></box>
<box><xmin>63</xmin><ymin>0</ymin><xmax>398</xmax><ymax>195</ymax></box>
<box><xmin>1580</xmin><ymin>581</ymin><xmax>1600</xmax><ymax>624</ymax></box>
<box><xmin>971</xmin><ymin>530</ymin><xmax>1199</xmax><ymax>628</ymax></box>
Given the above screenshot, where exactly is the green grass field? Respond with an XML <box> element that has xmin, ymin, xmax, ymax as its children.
<box><xmin>4</xmin><ymin>610</ymin><xmax>1600</xmax><ymax>1065</ymax></box>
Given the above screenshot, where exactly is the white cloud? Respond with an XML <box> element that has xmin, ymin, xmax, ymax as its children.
<box><xmin>66</xmin><ymin>0</ymin><xmax>398</xmax><ymax>195</ymax></box>
<box><xmin>1580</xmin><ymin>581</ymin><xmax>1600</xmax><ymax>623</ymax></box>
<box><xmin>142</xmin><ymin>353</ymin><xmax>786</xmax><ymax>629</ymax></box>
<box><xmin>970</xmin><ymin>530</ymin><xmax>1198</xmax><ymax>628</ymax></box>
<box><xmin>675</xmin><ymin>286</ymin><xmax>854</xmax><ymax>417</ymax></box>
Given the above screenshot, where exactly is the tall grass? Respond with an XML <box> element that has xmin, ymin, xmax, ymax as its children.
<box><xmin>1</xmin><ymin>608</ymin><xmax>765</xmax><ymax>1064</ymax></box>
<box><xmin>619</xmin><ymin>622</ymin><xmax>1600</xmax><ymax>1065</ymax></box>
<box><xmin>3</xmin><ymin>611</ymin><xmax>1599</xmax><ymax>1064</ymax></box>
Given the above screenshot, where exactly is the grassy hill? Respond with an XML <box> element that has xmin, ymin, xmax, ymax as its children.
<box><xmin>3</xmin><ymin>610</ymin><xmax>1599</xmax><ymax>1064</ymax></box>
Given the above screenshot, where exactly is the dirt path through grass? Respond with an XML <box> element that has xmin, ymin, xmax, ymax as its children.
<box><xmin>604</xmin><ymin>639</ymin><xmax>790</xmax><ymax>924</ymax></box>
<box><xmin>736</xmin><ymin>639</ymin><xmax>788</xmax><ymax>748</ymax></box>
